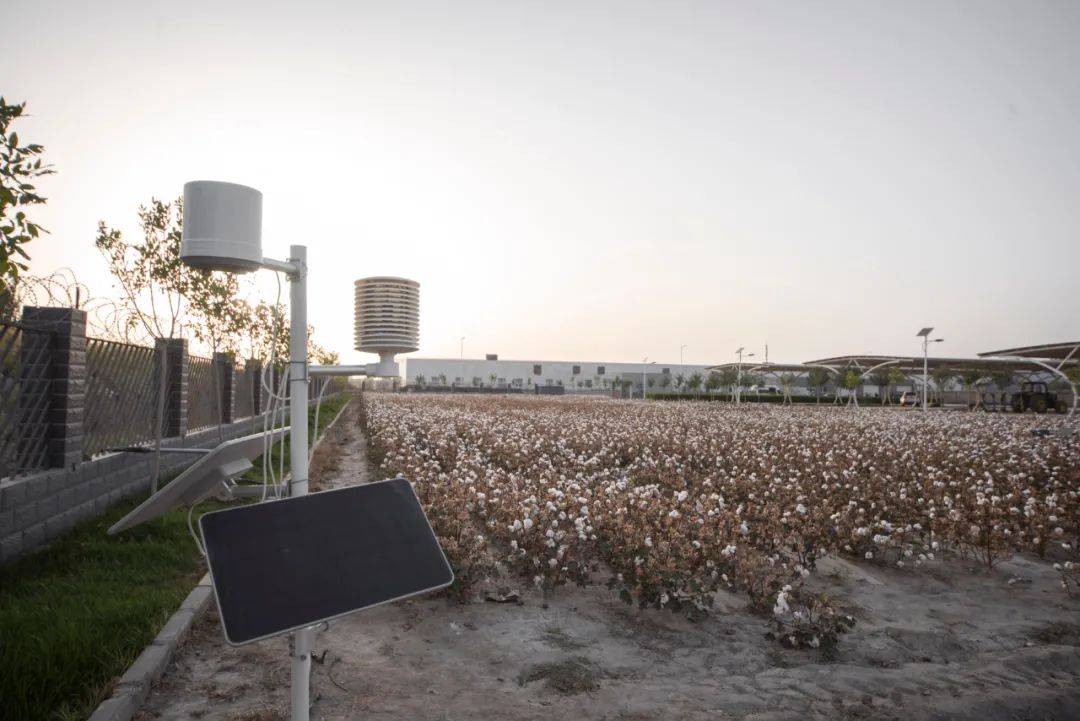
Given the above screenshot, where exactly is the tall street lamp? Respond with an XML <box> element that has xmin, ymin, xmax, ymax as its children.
<box><xmin>680</xmin><ymin>344</ymin><xmax>687</xmax><ymax>393</ymax></box>
<box><xmin>735</xmin><ymin>347</ymin><xmax>755</xmax><ymax>404</ymax></box>
<box><xmin>459</xmin><ymin>336</ymin><xmax>465</xmax><ymax>390</ymax></box>
<box><xmin>642</xmin><ymin>357</ymin><xmax>655</xmax><ymax>400</ymax></box>
<box><xmin>916</xmin><ymin>327</ymin><xmax>944</xmax><ymax>411</ymax></box>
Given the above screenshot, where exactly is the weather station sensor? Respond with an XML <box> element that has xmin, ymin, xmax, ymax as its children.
<box><xmin>180</xmin><ymin>181</ymin><xmax>264</xmax><ymax>273</ymax></box>
<box><xmin>353</xmin><ymin>276</ymin><xmax>420</xmax><ymax>378</ymax></box>
<box><xmin>115</xmin><ymin>179</ymin><xmax>445</xmax><ymax>721</ymax></box>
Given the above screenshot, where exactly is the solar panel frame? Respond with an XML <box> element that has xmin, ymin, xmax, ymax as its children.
<box><xmin>199</xmin><ymin>477</ymin><xmax>454</xmax><ymax>646</ymax></box>
<box><xmin>107</xmin><ymin>427</ymin><xmax>287</xmax><ymax>535</ymax></box>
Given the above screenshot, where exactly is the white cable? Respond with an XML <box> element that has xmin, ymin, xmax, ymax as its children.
<box><xmin>310</xmin><ymin>376</ymin><xmax>331</xmax><ymax>462</ymax></box>
<box><xmin>187</xmin><ymin>501</ymin><xmax>206</xmax><ymax>557</ymax></box>
<box><xmin>261</xmin><ymin>271</ymin><xmax>286</xmax><ymax>501</ymax></box>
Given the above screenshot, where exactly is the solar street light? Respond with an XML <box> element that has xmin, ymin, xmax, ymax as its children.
<box><xmin>735</xmin><ymin>348</ymin><xmax>755</xmax><ymax>404</ymax></box>
<box><xmin>916</xmin><ymin>327</ymin><xmax>944</xmax><ymax>411</ymax></box>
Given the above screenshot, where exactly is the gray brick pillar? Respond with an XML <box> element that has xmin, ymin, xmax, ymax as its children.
<box><xmin>20</xmin><ymin>307</ymin><xmax>86</xmax><ymax>470</ymax></box>
<box><xmin>213</xmin><ymin>352</ymin><xmax>234</xmax><ymax>425</ymax></box>
<box><xmin>154</xmin><ymin>338</ymin><xmax>188</xmax><ymax>437</ymax></box>
<box><xmin>246</xmin><ymin>359</ymin><xmax>263</xmax><ymax>416</ymax></box>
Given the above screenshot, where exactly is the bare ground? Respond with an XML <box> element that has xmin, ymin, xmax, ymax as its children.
<box><xmin>136</xmin><ymin>404</ymin><xmax>1080</xmax><ymax>721</ymax></box>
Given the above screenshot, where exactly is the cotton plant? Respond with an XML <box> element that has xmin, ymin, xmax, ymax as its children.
<box><xmin>361</xmin><ymin>394</ymin><xmax>1079</xmax><ymax>629</ymax></box>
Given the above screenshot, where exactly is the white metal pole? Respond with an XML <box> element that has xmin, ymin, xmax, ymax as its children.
<box><xmin>680</xmin><ymin>344</ymin><xmax>686</xmax><ymax>394</ymax></box>
<box><xmin>736</xmin><ymin>349</ymin><xmax>742</xmax><ymax>405</ymax></box>
<box><xmin>287</xmin><ymin>244</ymin><xmax>312</xmax><ymax>721</ymax></box>
<box><xmin>922</xmin><ymin>337</ymin><xmax>928</xmax><ymax>412</ymax></box>
<box><xmin>642</xmin><ymin>358</ymin><xmax>647</xmax><ymax>400</ymax></box>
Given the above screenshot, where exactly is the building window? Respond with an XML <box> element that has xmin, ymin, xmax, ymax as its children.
<box><xmin>546</xmin><ymin>378</ymin><xmax>554</xmax><ymax>386</ymax></box>
<box><xmin>454</xmin><ymin>377</ymin><xmax>462</xmax><ymax>385</ymax></box>
<box><xmin>512</xmin><ymin>378</ymin><xmax>523</xmax><ymax>387</ymax></box>
<box><xmin>572</xmin><ymin>365</ymin><xmax>581</xmax><ymax>375</ymax></box>
<box><xmin>662</xmin><ymin>367</ymin><xmax>670</xmax><ymax>374</ymax></box>
<box><xmin>585</xmin><ymin>379</ymin><xmax>593</xmax><ymax>388</ymax></box>
<box><xmin>533</xmin><ymin>364</ymin><xmax>542</xmax><ymax>375</ymax></box>
<box><xmin>497</xmin><ymin>377</ymin><xmax>506</xmax><ymax>386</ymax></box>
<box><xmin>597</xmin><ymin>366</ymin><xmax>606</xmax><ymax>375</ymax></box>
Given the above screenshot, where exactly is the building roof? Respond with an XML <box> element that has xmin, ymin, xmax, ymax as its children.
<box><xmin>804</xmin><ymin>354</ymin><xmax>1060</xmax><ymax>374</ymax></box>
<box><xmin>706</xmin><ymin>362</ymin><xmax>837</xmax><ymax>375</ymax></box>
<box><xmin>978</xmin><ymin>341</ymin><xmax>1080</xmax><ymax>362</ymax></box>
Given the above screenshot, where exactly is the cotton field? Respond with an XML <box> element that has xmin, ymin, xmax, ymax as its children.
<box><xmin>362</xmin><ymin>395</ymin><xmax>1079</xmax><ymax>642</ymax></box>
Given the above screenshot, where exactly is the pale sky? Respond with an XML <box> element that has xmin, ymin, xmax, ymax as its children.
<box><xmin>4</xmin><ymin>0</ymin><xmax>1078</xmax><ymax>367</ymax></box>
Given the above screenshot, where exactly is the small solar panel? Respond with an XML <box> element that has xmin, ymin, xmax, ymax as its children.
<box><xmin>200</xmin><ymin>478</ymin><xmax>454</xmax><ymax>645</ymax></box>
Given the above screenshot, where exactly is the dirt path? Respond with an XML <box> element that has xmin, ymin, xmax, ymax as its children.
<box><xmin>136</xmin><ymin>408</ymin><xmax>1080</xmax><ymax>721</ymax></box>
<box><xmin>308</xmin><ymin>399</ymin><xmax>375</xmax><ymax>492</ymax></box>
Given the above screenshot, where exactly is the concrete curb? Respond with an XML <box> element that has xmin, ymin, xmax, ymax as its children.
<box><xmin>87</xmin><ymin>574</ymin><xmax>213</xmax><ymax>721</ymax></box>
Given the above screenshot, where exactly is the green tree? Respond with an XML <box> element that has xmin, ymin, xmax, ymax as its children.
<box><xmin>705</xmin><ymin>371</ymin><xmax>722</xmax><ymax>393</ymax></box>
<box><xmin>931</xmin><ymin>368</ymin><xmax>955</xmax><ymax>406</ymax></box>
<box><xmin>777</xmin><ymin>372</ymin><xmax>797</xmax><ymax>404</ymax></box>
<box><xmin>807</xmin><ymin>367</ymin><xmax>830</xmax><ymax>403</ymax></box>
<box><xmin>0</xmin><ymin>98</ymin><xmax>54</xmax><ymax>307</ymax></box>
<box><xmin>885</xmin><ymin>367</ymin><xmax>905</xmax><ymax>405</ymax></box>
<box><xmin>961</xmin><ymin>368</ymin><xmax>986</xmax><ymax>408</ymax></box>
<box><xmin>718</xmin><ymin>366</ymin><xmax>739</xmax><ymax>398</ymax></box>
<box><xmin>842</xmin><ymin>369</ymin><xmax>861</xmax><ymax>405</ymax></box>
<box><xmin>687</xmin><ymin>372</ymin><xmax>703</xmax><ymax>393</ymax></box>
<box><xmin>95</xmin><ymin>198</ymin><xmax>242</xmax><ymax>345</ymax></box>
<box><xmin>674</xmin><ymin>373</ymin><xmax>685</xmax><ymax>392</ymax></box>
<box><xmin>414</xmin><ymin>374</ymin><xmax>426</xmax><ymax>388</ymax></box>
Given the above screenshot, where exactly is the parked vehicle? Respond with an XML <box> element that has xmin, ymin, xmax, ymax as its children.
<box><xmin>899</xmin><ymin>391</ymin><xmax>919</xmax><ymax>407</ymax></box>
<box><xmin>1011</xmin><ymin>382</ymin><xmax>1069</xmax><ymax>414</ymax></box>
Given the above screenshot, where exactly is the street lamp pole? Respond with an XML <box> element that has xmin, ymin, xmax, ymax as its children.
<box><xmin>735</xmin><ymin>347</ymin><xmax>755</xmax><ymax>404</ymax></box>
<box><xmin>641</xmin><ymin>357</ymin><xmax>656</xmax><ymax>400</ymax></box>
<box><xmin>917</xmin><ymin>327</ymin><xmax>944</xmax><ymax>411</ymax></box>
<box><xmin>459</xmin><ymin>336</ymin><xmax>465</xmax><ymax>390</ymax></box>
<box><xmin>680</xmin><ymin>344</ymin><xmax>687</xmax><ymax>394</ymax></box>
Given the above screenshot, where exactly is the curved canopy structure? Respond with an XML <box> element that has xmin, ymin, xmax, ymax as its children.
<box><xmin>979</xmin><ymin>341</ymin><xmax>1079</xmax><ymax>417</ymax></box>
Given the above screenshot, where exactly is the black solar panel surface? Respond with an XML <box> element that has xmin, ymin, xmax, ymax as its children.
<box><xmin>200</xmin><ymin>477</ymin><xmax>453</xmax><ymax>645</ymax></box>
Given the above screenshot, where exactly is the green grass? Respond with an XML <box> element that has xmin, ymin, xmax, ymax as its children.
<box><xmin>240</xmin><ymin>393</ymin><xmax>350</xmax><ymax>483</ymax></box>
<box><xmin>0</xmin><ymin>393</ymin><xmax>352</xmax><ymax>721</ymax></box>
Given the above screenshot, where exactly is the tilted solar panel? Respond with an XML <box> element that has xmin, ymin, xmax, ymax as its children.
<box><xmin>200</xmin><ymin>477</ymin><xmax>454</xmax><ymax>645</ymax></box>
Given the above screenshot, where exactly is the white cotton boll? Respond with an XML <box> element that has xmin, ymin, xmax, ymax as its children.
<box><xmin>676</xmin><ymin>490</ymin><xmax>689</xmax><ymax>502</ymax></box>
<box><xmin>865</xmin><ymin>551</ymin><xmax>874</xmax><ymax>560</ymax></box>
<box><xmin>669</xmin><ymin>510</ymin><xmax>681</xmax><ymax>519</ymax></box>
<box><xmin>644</xmin><ymin>536</ymin><xmax>653</xmax><ymax>548</ymax></box>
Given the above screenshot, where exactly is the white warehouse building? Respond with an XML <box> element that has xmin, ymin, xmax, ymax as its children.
<box><xmin>404</xmin><ymin>356</ymin><xmax>712</xmax><ymax>393</ymax></box>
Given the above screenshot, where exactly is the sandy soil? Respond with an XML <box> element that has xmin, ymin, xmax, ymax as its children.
<box><xmin>136</xmin><ymin>403</ymin><xmax>1080</xmax><ymax>721</ymax></box>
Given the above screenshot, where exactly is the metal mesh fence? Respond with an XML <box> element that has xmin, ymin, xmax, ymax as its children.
<box><xmin>84</xmin><ymin>338</ymin><xmax>160</xmax><ymax>456</ymax></box>
<box><xmin>0</xmin><ymin>322</ymin><xmax>52</xmax><ymax>479</ymax></box>
<box><xmin>187</xmin><ymin>354</ymin><xmax>220</xmax><ymax>431</ymax></box>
